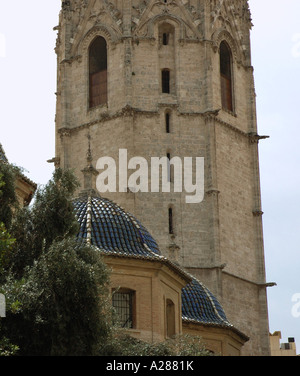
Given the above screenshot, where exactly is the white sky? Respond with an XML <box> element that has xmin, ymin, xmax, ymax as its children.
<box><xmin>0</xmin><ymin>0</ymin><xmax>299</xmax><ymax>352</ymax></box>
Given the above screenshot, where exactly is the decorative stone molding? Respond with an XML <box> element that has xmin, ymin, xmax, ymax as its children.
<box><xmin>211</xmin><ymin>28</ymin><xmax>242</xmax><ymax>63</ymax></box>
<box><xmin>80</xmin><ymin>24</ymin><xmax>120</xmax><ymax>54</ymax></box>
<box><xmin>133</xmin><ymin>0</ymin><xmax>202</xmax><ymax>41</ymax></box>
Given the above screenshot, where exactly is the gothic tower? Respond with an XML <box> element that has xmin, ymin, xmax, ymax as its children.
<box><xmin>52</xmin><ymin>0</ymin><xmax>270</xmax><ymax>355</ymax></box>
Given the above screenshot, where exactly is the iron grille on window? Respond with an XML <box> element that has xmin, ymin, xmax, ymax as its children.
<box><xmin>112</xmin><ymin>291</ymin><xmax>134</xmax><ymax>329</ymax></box>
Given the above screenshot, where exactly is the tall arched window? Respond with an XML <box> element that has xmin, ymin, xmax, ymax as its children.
<box><xmin>220</xmin><ymin>41</ymin><xmax>233</xmax><ymax>112</ymax></box>
<box><xmin>89</xmin><ymin>36</ymin><xmax>107</xmax><ymax>108</ymax></box>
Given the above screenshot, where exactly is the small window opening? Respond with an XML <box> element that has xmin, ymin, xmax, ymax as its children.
<box><xmin>167</xmin><ymin>153</ymin><xmax>172</xmax><ymax>182</ymax></box>
<box><xmin>163</xmin><ymin>33</ymin><xmax>169</xmax><ymax>45</ymax></box>
<box><xmin>112</xmin><ymin>289</ymin><xmax>135</xmax><ymax>329</ymax></box>
<box><xmin>165</xmin><ymin>113</ymin><xmax>170</xmax><ymax>133</ymax></box>
<box><xmin>162</xmin><ymin>69</ymin><xmax>170</xmax><ymax>94</ymax></box>
<box><xmin>168</xmin><ymin>207</ymin><xmax>173</xmax><ymax>234</ymax></box>
<box><xmin>159</xmin><ymin>23</ymin><xmax>174</xmax><ymax>47</ymax></box>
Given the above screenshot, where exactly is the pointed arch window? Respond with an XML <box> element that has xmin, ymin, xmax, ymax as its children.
<box><xmin>220</xmin><ymin>41</ymin><xmax>233</xmax><ymax>112</ymax></box>
<box><xmin>89</xmin><ymin>36</ymin><xmax>107</xmax><ymax>108</ymax></box>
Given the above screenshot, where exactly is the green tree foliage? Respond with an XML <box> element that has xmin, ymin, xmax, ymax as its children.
<box><xmin>101</xmin><ymin>332</ymin><xmax>215</xmax><ymax>356</ymax></box>
<box><xmin>0</xmin><ymin>223</ymin><xmax>15</xmax><ymax>278</ymax></box>
<box><xmin>0</xmin><ymin>163</ymin><xmax>19</xmax><ymax>228</ymax></box>
<box><xmin>0</xmin><ymin>168</ymin><xmax>111</xmax><ymax>356</ymax></box>
<box><xmin>8</xmin><ymin>168</ymin><xmax>80</xmax><ymax>278</ymax></box>
<box><xmin>2</xmin><ymin>239</ymin><xmax>110</xmax><ymax>356</ymax></box>
<box><xmin>0</xmin><ymin>169</ymin><xmax>19</xmax><ymax>356</ymax></box>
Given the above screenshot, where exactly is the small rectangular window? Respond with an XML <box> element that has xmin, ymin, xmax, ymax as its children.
<box><xmin>162</xmin><ymin>70</ymin><xmax>170</xmax><ymax>94</ymax></box>
<box><xmin>112</xmin><ymin>291</ymin><xmax>134</xmax><ymax>329</ymax></box>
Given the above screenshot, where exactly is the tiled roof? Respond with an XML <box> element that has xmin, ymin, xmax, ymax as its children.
<box><xmin>74</xmin><ymin>195</ymin><xmax>160</xmax><ymax>257</ymax></box>
<box><xmin>182</xmin><ymin>278</ymin><xmax>231</xmax><ymax>327</ymax></box>
<box><xmin>73</xmin><ymin>194</ymin><xmax>246</xmax><ymax>336</ymax></box>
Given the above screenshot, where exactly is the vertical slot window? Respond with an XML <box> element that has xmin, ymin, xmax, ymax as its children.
<box><xmin>163</xmin><ymin>33</ymin><xmax>169</xmax><ymax>45</ymax></box>
<box><xmin>168</xmin><ymin>207</ymin><xmax>174</xmax><ymax>234</ymax></box>
<box><xmin>165</xmin><ymin>112</ymin><xmax>170</xmax><ymax>133</ymax></box>
<box><xmin>162</xmin><ymin>69</ymin><xmax>170</xmax><ymax>94</ymax></box>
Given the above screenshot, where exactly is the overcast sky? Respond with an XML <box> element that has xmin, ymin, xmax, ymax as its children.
<box><xmin>0</xmin><ymin>0</ymin><xmax>299</xmax><ymax>352</ymax></box>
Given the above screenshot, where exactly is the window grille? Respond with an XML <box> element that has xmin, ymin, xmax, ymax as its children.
<box><xmin>112</xmin><ymin>291</ymin><xmax>134</xmax><ymax>329</ymax></box>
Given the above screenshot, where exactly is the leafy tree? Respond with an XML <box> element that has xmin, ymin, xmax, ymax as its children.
<box><xmin>3</xmin><ymin>238</ymin><xmax>110</xmax><ymax>356</ymax></box>
<box><xmin>0</xmin><ymin>170</ymin><xmax>19</xmax><ymax>356</ymax></box>
<box><xmin>0</xmin><ymin>168</ymin><xmax>111</xmax><ymax>356</ymax></box>
<box><xmin>7</xmin><ymin>168</ymin><xmax>80</xmax><ymax>278</ymax></box>
<box><xmin>0</xmin><ymin>163</ymin><xmax>19</xmax><ymax>229</ymax></box>
<box><xmin>0</xmin><ymin>223</ymin><xmax>15</xmax><ymax>279</ymax></box>
<box><xmin>100</xmin><ymin>331</ymin><xmax>215</xmax><ymax>356</ymax></box>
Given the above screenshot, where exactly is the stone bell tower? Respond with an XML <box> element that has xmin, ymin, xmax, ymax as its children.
<box><xmin>52</xmin><ymin>0</ymin><xmax>271</xmax><ymax>355</ymax></box>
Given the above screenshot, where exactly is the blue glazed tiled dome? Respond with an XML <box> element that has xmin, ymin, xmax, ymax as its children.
<box><xmin>74</xmin><ymin>195</ymin><xmax>160</xmax><ymax>257</ymax></box>
<box><xmin>182</xmin><ymin>278</ymin><xmax>232</xmax><ymax>328</ymax></box>
<box><xmin>73</xmin><ymin>195</ymin><xmax>241</xmax><ymax>333</ymax></box>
